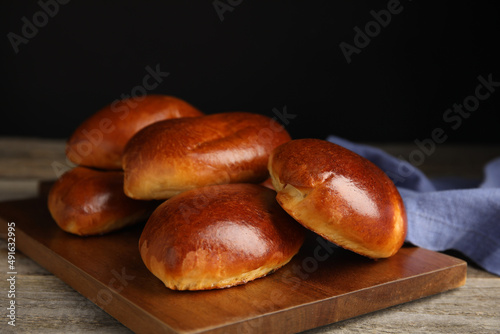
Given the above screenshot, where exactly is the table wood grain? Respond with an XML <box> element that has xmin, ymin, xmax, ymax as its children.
<box><xmin>0</xmin><ymin>137</ymin><xmax>499</xmax><ymax>333</ymax></box>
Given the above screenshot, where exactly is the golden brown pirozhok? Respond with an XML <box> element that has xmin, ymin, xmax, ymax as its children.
<box><xmin>66</xmin><ymin>95</ymin><xmax>203</xmax><ymax>170</ymax></box>
<box><xmin>139</xmin><ymin>183</ymin><xmax>305</xmax><ymax>290</ymax></box>
<box><xmin>268</xmin><ymin>138</ymin><xmax>407</xmax><ymax>259</ymax></box>
<box><xmin>48</xmin><ymin>167</ymin><xmax>158</xmax><ymax>236</ymax></box>
<box><xmin>123</xmin><ymin>112</ymin><xmax>291</xmax><ymax>200</ymax></box>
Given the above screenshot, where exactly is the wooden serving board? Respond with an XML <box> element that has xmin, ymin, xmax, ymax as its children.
<box><xmin>0</xmin><ymin>188</ymin><xmax>466</xmax><ymax>334</ymax></box>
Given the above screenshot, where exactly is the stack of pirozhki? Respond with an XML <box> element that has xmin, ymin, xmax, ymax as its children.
<box><xmin>48</xmin><ymin>94</ymin><xmax>407</xmax><ymax>291</ymax></box>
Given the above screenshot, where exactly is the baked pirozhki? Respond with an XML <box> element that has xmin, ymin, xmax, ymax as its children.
<box><xmin>123</xmin><ymin>112</ymin><xmax>291</xmax><ymax>200</ymax></box>
<box><xmin>268</xmin><ymin>138</ymin><xmax>407</xmax><ymax>258</ymax></box>
<box><xmin>48</xmin><ymin>167</ymin><xmax>158</xmax><ymax>236</ymax></box>
<box><xmin>66</xmin><ymin>95</ymin><xmax>203</xmax><ymax>170</ymax></box>
<box><xmin>139</xmin><ymin>183</ymin><xmax>305</xmax><ymax>290</ymax></box>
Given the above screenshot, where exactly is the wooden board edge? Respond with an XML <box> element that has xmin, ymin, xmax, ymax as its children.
<box><xmin>198</xmin><ymin>258</ymin><xmax>467</xmax><ymax>334</ymax></box>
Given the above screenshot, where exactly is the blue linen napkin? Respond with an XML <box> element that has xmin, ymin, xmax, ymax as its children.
<box><xmin>326</xmin><ymin>135</ymin><xmax>500</xmax><ymax>276</ymax></box>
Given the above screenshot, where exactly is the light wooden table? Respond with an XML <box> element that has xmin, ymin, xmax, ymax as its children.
<box><xmin>0</xmin><ymin>137</ymin><xmax>499</xmax><ymax>334</ymax></box>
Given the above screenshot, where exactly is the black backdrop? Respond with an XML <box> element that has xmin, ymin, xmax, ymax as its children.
<box><xmin>2</xmin><ymin>0</ymin><xmax>499</xmax><ymax>144</ymax></box>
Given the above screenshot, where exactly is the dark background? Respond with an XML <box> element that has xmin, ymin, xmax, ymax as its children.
<box><xmin>2</xmin><ymin>0</ymin><xmax>499</xmax><ymax>144</ymax></box>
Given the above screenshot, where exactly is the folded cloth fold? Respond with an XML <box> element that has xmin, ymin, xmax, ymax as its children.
<box><xmin>327</xmin><ymin>135</ymin><xmax>500</xmax><ymax>276</ymax></box>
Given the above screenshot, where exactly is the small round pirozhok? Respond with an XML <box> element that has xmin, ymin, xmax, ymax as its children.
<box><xmin>139</xmin><ymin>183</ymin><xmax>305</xmax><ymax>290</ymax></box>
<box><xmin>48</xmin><ymin>166</ymin><xmax>158</xmax><ymax>236</ymax></box>
<box><xmin>66</xmin><ymin>95</ymin><xmax>203</xmax><ymax>170</ymax></box>
<box><xmin>268</xmin><ymin>138</ymin><xmax>407</xmax><ymax>259</ymax></box>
